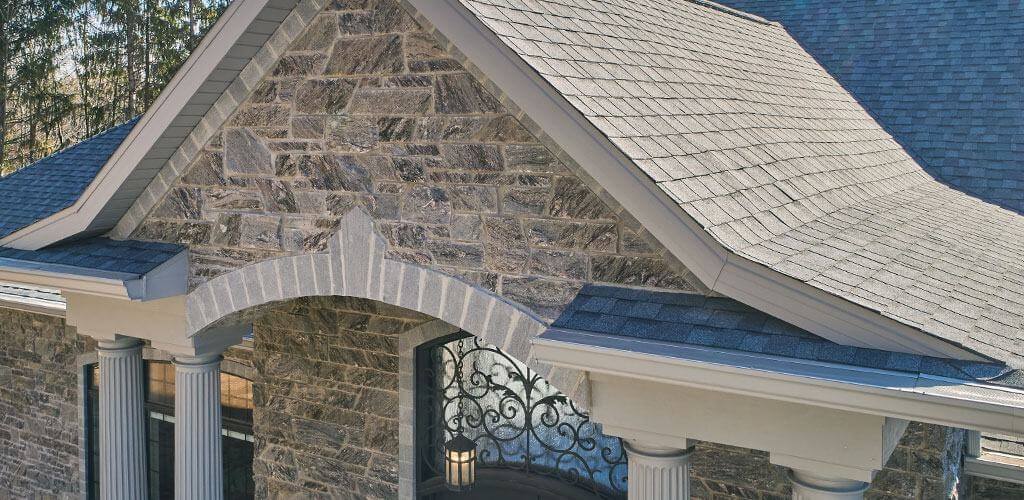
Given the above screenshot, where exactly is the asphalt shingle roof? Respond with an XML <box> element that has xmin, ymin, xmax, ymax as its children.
<box><xmin>718</xmin><ymin>0</ymin><xmax>1024</xmax><ymax>214</ymax></box>
<box><xmin>0</xmin><ymin>237</ymin><xmax>183</xmax><ymax>276</ymax></box>
<box><xmin>0</xmin><ymin>118</ymin><xmax>138</xmax><ymax>239</ymax></box>
<box><xmin>553</xmin><ymin>284</ymin><xmax>1024</xmax><ymax>389</ymax></box>
<box><xmin>458</xmin><ymin>0</ymin><xmax>1024</xmax><ymax>366</ymax></box>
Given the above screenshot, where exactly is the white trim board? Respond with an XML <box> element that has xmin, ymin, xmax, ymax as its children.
<box><xmin>533</xmin><ymin>329</ymin><xmax>1024</xmax><ymax>436</ymax></box>
<box><xmin>966</xmin><ymin>454</ymin><xmax>1024</xmax><ymax>485</ymax></box>
<box><xmin>405</xmin><ymin>0</ymin><xmax>986</xmax><ymax>363</ymax></box>
<box><xmin>0</xmin><ymin>292</ymin><xmax>65</xmax><ymax>317</ymax></box>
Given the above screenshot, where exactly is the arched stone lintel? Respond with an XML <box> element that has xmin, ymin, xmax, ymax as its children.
<box><xmin>186</xmin><ymin>208</ymin><xmax>587</xmax><ymax>403</ymax></box>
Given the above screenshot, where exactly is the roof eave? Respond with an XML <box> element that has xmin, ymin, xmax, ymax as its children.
<box><xmin>534</xmin><ymin>328</ymin><xmax>1024</xmax><ymax>436</ymax></box>
<box><xmin>0</xmin><ymin>250</ymin><xmax>188</xmax><ymax>302</ymax></box>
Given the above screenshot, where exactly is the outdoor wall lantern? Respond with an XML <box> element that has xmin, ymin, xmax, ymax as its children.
<box><xmin>444</xmin><ymin>433</ymin><xmax>477</xmax><ymax>491</ymax></box>
<box><xmin>445</xmin><ymin>337</ymin><xmax>477</xmax><ymax>492</ymax></box>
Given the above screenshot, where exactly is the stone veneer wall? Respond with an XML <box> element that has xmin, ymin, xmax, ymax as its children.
<box><xmin>250</xmin><ymin>296</ymin><xmax>429</xmax><ymax>498</ymax></box>
<box><xmin>690</xmin><ymin>422</ymin><xmax>966</xmax><ymax>499</ymax></box>
<box><xmin>0</xmin><ymin>309</ymin><xmax>88</xmax><ymax>498</ymax></box>
<box><xmin>132</xmin><ymin>0</ymin><xmax>703</xmax><ymax>321</ymax></box>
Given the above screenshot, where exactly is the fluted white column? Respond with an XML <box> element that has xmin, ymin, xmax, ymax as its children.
<box><xmin>624</xmin><ymin>440</ymin><xmax>693</xmax><ymax>500</ymax></box>
<box><xmin>97</xmin><ymin>337</ymin><xmax>148</xmax><ymax>500</ymax></box>
<box><xmin>174</xmin><ymin>353</ymin><xmax>223</xmax><ymax>500</ymax></box>
<box><xmin>790</xmin><ymin>470</ymin><xmax>869</xmax><ymax>500</ymax></box>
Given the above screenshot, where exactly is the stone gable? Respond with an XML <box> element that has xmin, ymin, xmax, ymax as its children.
<box><xmin>132</xmin><ymin>0</ymin><xmax>703</xmax><ymax>320</ymax></box>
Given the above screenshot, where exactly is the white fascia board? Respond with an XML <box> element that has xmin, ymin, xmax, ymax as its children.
<box><xmin>407</xmin><ymin>0</ymin><xmax>983</xmax><ymax>362</ymax></box>
<box><xmin>533</xmin><ymin>329</ymin><xmax>1024</xmax><ymax>436</ymax></box>
<box><xmin>966</xmin><ymin>454</ymin><xmax>1024</xmax><ymax>484</ymax></box>
<box><xmin>0</xmin><ymin>261</ymin><xmax>135</xmax><ymax>300</ymax></box>
<box><xmin>0</xmin><ymin>252</ymin><xmax>187</xmax><ymax>302</ymax></box>
<box><xmin>0</xmin><ymin>0</ymin><xmax>274</xmax><ymax>251</ymax></box>
<box><xmin>0</xmin><ymin>293</ymin><xmax>66</xmax><ymax>317</ymax></box>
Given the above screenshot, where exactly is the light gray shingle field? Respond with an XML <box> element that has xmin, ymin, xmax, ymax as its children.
<box><xmin>458</xmin><ymin>0</ymin><xmax>1024</xmax><ymax>365</ymax></box>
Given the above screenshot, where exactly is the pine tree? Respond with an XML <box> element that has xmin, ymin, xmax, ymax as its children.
<box><xmin>1</xmin><ymin>0</ymin><xmax>229</xmax><ymax>173</ymax></box>
<box><xmin>0</xmin><ymin>0</ymin><xmax>77</xmax><ymax>174</ymax></box>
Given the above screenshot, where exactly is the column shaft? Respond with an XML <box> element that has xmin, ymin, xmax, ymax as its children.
<box><xmin>98</xmin><ymin>337</ymin><xmax>148</xmax><ymax>500</ymax></box>
<box><xmin>624</xmin><ymin>440</ymin><xmax>693</xmax><ymax>500</ymax></box>
<box><xmin>174</xmin><ymin>354</ymin><xmax>224</xmax><ymax>500</ymax></box>
<box><xmin>790</xmin><ymin>469</ymin><xmax>870</xmax><ymax>500</ymax></box>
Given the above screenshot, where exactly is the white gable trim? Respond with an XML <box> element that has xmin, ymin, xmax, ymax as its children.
<box><xmin>405</xmin><ymin>0</ymin><xmax>985</xmax><ymax>362</ymax></box>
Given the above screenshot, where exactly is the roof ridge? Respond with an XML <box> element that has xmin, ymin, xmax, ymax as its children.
<box><xmin>684</xmin><ymin>0</ymin><xmax>774</xmax><ymax>25</ymax></box>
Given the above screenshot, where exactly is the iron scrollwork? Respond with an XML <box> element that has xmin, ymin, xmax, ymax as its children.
<box><xmin>418</xmin><ymin>333</ymin><xmax>627</xmax><ymax>497</ymax></box>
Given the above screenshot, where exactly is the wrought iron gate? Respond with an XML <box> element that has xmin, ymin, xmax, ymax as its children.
<box><xmin>415</xmin><ymin>332</ymin><xmax>627</xmax><ymax>499</ymax></box>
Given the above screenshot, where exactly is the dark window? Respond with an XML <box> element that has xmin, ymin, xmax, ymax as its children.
<box><xmin>85</xmin><ymin>360</ymin><xmax>255</xmax><ymax>499</ymax></box>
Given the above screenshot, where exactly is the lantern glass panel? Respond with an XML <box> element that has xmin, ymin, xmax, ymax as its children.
<box><xmin>444</xmin><ymin>435</ymin><xmax>476</xmax><ymax>490</ymax></box>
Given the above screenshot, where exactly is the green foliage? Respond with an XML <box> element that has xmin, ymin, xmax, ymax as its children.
<box><xmin>0</xmin><ymin>0</ymin><xmax>230</xmax><ymax>174</ymax></box>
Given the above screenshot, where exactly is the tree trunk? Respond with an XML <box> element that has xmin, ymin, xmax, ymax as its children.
<box><xmin>125</xmin><ymin>4</ymin><xmax>138</xmax><ymax>120</ymax></box>
<box><xmin>0</xmin><ymin>83</ymin><xmax>8</xmax><ymax>173</ymax></box>
<box><xmin>0</xmin><ymin>4</ymin><xmax>9</xmax><ymax>172</ymax></box>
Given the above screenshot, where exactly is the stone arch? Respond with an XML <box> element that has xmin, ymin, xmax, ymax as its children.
<box><xmin>186</xmin><ymin>208</ymin><xmax>585</xmax><ymax>402</ymax></box>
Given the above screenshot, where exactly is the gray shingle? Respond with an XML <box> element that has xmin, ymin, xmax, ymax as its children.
<box><xmin>0</xmin><ymin>237</ymin><xmax>183</xmax><ymax>276</ymax></box>
<box><xmin>0</xmin><ymin>118</ymin><xmax>138</xmax><ymax>239</ymax></box>
<box><xmin>458</xmin><ymin>0</ymin><xmax>1024</xmax><ymax>367</ymax></box>
<box><xmin>719</xmin><ymin>0</ymin><xmax>1024</xmax><ymax>214</ymax></box>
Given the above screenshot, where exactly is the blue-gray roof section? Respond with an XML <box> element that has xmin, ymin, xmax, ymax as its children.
<box><xmin>0</xmin><ymin>237</ymin><xmax>183</xmax><ymax>276</ymax></box>
<box><xmin>551</xmin><ymin>284</ymin><xmax>1024</xmax><ymax>389</ymax></box>
<box><xmin>0</xmin><ymin>118</ymin><xmax>139</xmax><ymax>239</ymax></box>
<box><xmin>718</xmin><ymin>0</ymin><xmax>1024</xmax><ymax>214</ymax></box>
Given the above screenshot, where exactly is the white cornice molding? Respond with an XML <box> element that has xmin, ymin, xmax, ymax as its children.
<box><xmin>533</xmin><ymin>329</ymin><xmax>1024</xmax><ymax>436</ymax></box>
<box><xmin>966</xmin><ymin>453</ymin><xmax>1024</xmax><ymax>484</ymax></box>
<box><xmin>0</xmin><ymin>293</ymin><xmax>65</xmax><ymax>317</ymax></box>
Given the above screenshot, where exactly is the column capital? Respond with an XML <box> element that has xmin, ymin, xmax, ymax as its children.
<box><xmin>172</xmin><ymin>352</ymin><xmax>223</xmax><ymax>368</ymax></box>
<box><xmin>623</xmin><ymin>439</ymin><xmax>695</xmax><ymax>463</ymax></box>
<box><xmin>97</xmin><ymin>336</ymin><xmax>144</xmax><ymax>352</ymax></box>
<box><xmin>789</xmin><ymin>469</ymin><xmax>869</xmax><ymax>500</ymax></box>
